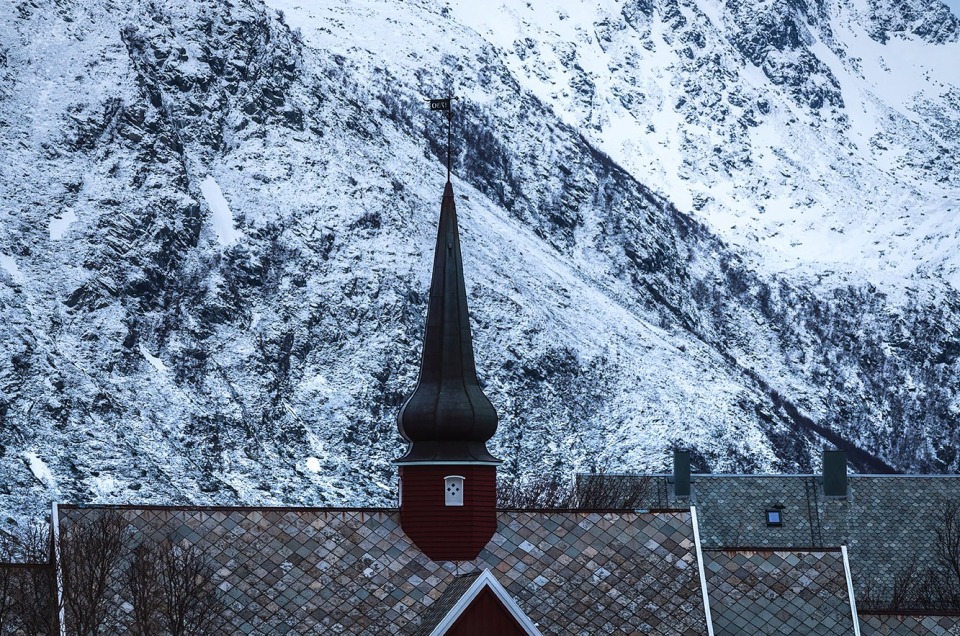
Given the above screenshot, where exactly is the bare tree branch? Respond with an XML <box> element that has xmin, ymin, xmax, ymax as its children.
<box><xmin>863</xmin><ymin>497</ymin><xmax>960</xmax><ymax>611</ymax></box>
<box><xmin>156</xmin><ymin>541</ymin><xmax>225</xmax><ymax>636</ymax></box>
<box><xmin>0</xmin><ymin>533</ymin><xmax>15</xmax><ymax>634</ymax></box>
<box><xmin>888</xmin><ymin>559</ymin><xmax>921</xmax><ymax>611</ymax></box>
<box><xmin>12</xmin><ymin>565</ymin><xmax>58</xmax><ymax>636</ymax></box>
<box><xmin>126</xmin><ymin>542</ymin><xmax>163</xmax><ymax>636</ymax></box>
<box><xmin>1</xmin><ymin>524</ymin><xmax>57</xmax><ymax>636</ymax></box>
<box><xmin>498</xmin><ymin>472</ymin><xmax>653</xmax><ymax>509</ymax></box>
<box><xmin>576</xmin><ymin>473</ymin><xmax>654</xmax><ymax>509</ymax></box>
<box><xmin>934</xmin><ymin>498</ymin><xmax>960</xmax><ymax>594</ymax></box>
<box><xmin>58</xmin><ymin>512</ymin><xmax>127</xmax><ymax>635</ymax></box>
<box><xmin>497</xmin><ymin>474</ymin><xmax>576</xmax><ymax>508</ymax></box>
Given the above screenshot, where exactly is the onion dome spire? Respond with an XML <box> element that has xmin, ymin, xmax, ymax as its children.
<box><xmin>396</xmin><ymin>181</ymin><xmax>499</xmax><ymax>463</ymax></box>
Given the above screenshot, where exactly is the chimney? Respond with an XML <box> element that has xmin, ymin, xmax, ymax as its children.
<box><xmin>822</xmin><ymin>449</ymin><xmax>848</xmax><ymax>498</ymax></box>
<box><xmin>673</xmin><ymin>450</ymin><xmax>691</xmax><ymax>499</ymax></box>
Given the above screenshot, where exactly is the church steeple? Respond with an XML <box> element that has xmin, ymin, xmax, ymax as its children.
<box><xmin>396</xmin><ymin>181</ymin><xmax>499</xmax><ymax>464</ymax></box>
<box><xmin>397</xmin><ymin>171</ymin><xmax>499</xmax><ymax>561</ymax></box>
<box><xmin>395</xmin><ymin>97</ymin><xmax>500</xmax><ymax>563</ymax></box>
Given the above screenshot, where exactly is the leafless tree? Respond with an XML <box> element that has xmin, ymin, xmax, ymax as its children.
<box><xmin>14</xmin><ymin>523</ymin><xmax>57</xmax><ymax>636</ymax></box>
<box><xmin>155</xmin><ymin>541</ymin><xmax>225</xmax><ymax>636</ymax></box>
<box><xmin>0</xmin><ymin>533</ymin><xmax>15</xmax><ymax>634</ymax></box>
<box><xmin>12</xmin><ymin>565</ymin><xmax>58</xmax><ymax>636</ymax></box>
<box><xmin>498</xmin><ymin>474</ymin><xmax>576</xmax><ymax>508</ymax></box>
<box><xmin>124</xmin><ymin>536</ymin><xmax>225</xmax><ymax>636</ymax></box>
<box><xmin>0</xmin><ymin>524</ymin><xmax>57</xmax><ymax>636</ymax></box>
<box><xmin>923</xmin><ymin>567</ymin><xmax>960</xmax><ymax>610</ymax></box>
<box><xmin>126</xmin><ymin>542</ymin><xmax>163</xmax><ymax>636</ymax></box>
<box><xmin>933</xmin><ymin>498</ymin><xmax>960</xmax><ymax>598</ymax></box>
<box><xmin>860</xmin><ymin>498</ymin><xmax>960</xmax><ymax>612</ymax></box>
<box><xmin>887</xmin><ymin>559</ymin><xmax>922</xmax><ymax>611</ymax></box>
<box><xmin>58</xmin><ymin>512</ymin><xmax>127</xmax><ymax>635</ymax></box>
<box><xmin>498</xmin><ymin>472</ymin><xmax>653</xmax><ymax>509</ymax></box>
<box><xmin>576</xmin><ymin>473</ymin><xmax>654</xmax><ymax>509</ymax></box>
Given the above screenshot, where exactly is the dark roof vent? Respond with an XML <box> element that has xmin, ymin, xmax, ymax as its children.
<box><xmin>673</xmin><ymin>450</ymin><xmax>691</xmax><ymax>499</ymax></box>
<box><xmin>822</xmin><ymin>449</ymin><xmax>848</xmax><ymax>498</ymax></box>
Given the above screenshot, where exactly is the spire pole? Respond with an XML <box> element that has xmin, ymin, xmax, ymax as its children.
<box><xmin>428</xmin><ymin>96</ymin><xmax>458</xmax><ymax>182</ymax></box>
<box><xmin>446</xmin><ymin>109</ymin><xmax>452</xmax><ymax>183</ymax></box>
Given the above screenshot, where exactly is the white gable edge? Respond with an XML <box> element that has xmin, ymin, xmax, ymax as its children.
<box><xmin>841</xmin><ymin>546</ymin><xmax>862</xmax><ymax>636</ymax></box>
<box><xmin>691</xmin><ymin>506</ymin><xmax>715</xmax><ymax>636</ymax></box>
<box><xmin>427</xmin><ymin>568</ymin><xmax>544</xmax><ymax>636</ymax></box>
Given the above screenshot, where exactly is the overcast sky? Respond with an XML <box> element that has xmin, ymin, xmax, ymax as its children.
<box><xmin>944</xmin><ymin>0</ymin><xmax>960</xmax><ymax>17</ymax></box>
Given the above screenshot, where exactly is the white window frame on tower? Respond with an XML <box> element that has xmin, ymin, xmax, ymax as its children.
<box><xmin>444</xmin><ymin>475</ymin><xmax>464</xmax><ymax>506</ymax></box>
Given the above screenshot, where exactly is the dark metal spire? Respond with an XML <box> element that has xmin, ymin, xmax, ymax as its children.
<box><xmin>396</xmin><ymin>181</ymin><xmax>499</xmax><ymax>463</ymax></box>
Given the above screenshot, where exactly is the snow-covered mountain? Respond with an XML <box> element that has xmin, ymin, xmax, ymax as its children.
<box><xmin>438</xmin><ymin>0</ymin><xmax>960</xmax><ymax>279</ymax></box>
<box><xmin>1</xmin><ymin>0</ymin><xmax>959</xmax><ymax>533</ymax></box>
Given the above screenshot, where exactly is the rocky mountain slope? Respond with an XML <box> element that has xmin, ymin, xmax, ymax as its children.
<box><xmin>1</xmin><ymin>0</ymin><xmax>958</xmax><ymax>534</ymax></box>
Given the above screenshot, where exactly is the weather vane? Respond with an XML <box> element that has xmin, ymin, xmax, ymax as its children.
<box><xmin>427</xmin><ymin>95</ymin><xmax>459</xmax><ymax>182</ymax></box>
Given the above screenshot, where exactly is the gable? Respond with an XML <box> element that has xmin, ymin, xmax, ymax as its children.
<box><xmin>445</xmin><ymin>588</ymin><xmax>528</xmax><ymax>636</ymax></box>
<box><xmin>423</xmin><ymin>569</ymin><xmax>541</xmax><ymax>636</ymax></box>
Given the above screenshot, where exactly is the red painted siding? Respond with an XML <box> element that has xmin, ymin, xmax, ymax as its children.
<box><xmin>447</xmin><ymin>588</ymin><xmax>527</xmax><ymax>636</ymax></box>
<box><xmin>399</xmin><ymin>465</ymin><xmax>496</xmax><ymax>561</ymax></box>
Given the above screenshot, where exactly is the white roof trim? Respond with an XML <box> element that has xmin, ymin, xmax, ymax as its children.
<box><xmin>427</xmin><ymin>568</ymin><xmax>544</xmax><ymax>636</ymax></box>
<box><xmin>841</xmin><ymin>546</ymin><xmax>862</xmax><ymax>636</ymax></box>
<box><xmin>690</xmin><ymin>506</ymin><xmax>716</xmax><ymax>636</ymax></box>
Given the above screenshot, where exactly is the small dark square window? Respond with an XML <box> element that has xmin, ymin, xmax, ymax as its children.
<box><xmin>766</xmin><ymin>510</ymin><xmax>783</xmax><ymax>527</ymax></box>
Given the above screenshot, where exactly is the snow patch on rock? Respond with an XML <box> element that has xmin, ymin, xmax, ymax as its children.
<box><xmin>138</xmin><ymin>343</ymin><xmax>167</xmax><ymax>372</ymax></box>
<box><xmin>200</xmin><ymin>175</ymin><xmax>241</xmax><ymax>245</ymax></box>
<box><xmin>25</xmin><ymin>452</ymin><xmax>55</xmax><ymax>489</ymax></box>
<box><xmin>0</xmin><ymin>254</ymin><xmax>22</xmax><ymax>282</ymax></box>
<box><xmin>48</xmin><ymin>208</ymin><xmax>77</xmax><ymax>240</ymax></box>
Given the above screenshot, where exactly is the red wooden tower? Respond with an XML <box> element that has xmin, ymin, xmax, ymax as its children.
<box><xmin>396</xmin><ymin>180</ymin><xmax>500</xmax><ymax>562</ymax></box>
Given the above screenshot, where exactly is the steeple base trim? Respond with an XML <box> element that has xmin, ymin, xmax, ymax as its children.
<box><xmin>399</xmin><ymin>464</ymin><xmax>497</xmax><ymax>562</ymax></box>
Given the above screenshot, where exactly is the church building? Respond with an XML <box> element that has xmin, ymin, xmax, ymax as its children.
<box><xmin>13</xmin><ymin>162</ymin><xmax>956</xmax><ymax>634</ymax></box>
<box><xmin>53</xmin><ymin>176</ymin><xmax>715</xmax><ymax>634</ymax></box>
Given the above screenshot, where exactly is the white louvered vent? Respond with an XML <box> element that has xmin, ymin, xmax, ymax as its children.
<box><xmin>444</xmin><ymin>475</ymin><xmax>464</xmax><ymax>506</ymax></box>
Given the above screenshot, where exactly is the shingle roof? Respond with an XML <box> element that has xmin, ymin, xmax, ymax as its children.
<box><xmin>410</xmin><ymin>572</ymin><xmax>480</xmax><ymax>636</ymax></box>
<box><xmin>584</xmin><ymin>473</ymin><xmax>960</xmax><ymax>604</ymax></box>
<box><xmin>689</xmin><ymin>476</ymin><xmax>820</xmax><ymax>548</ymax></box>
<box><xmin>859</xmin><ymin>613</ymin><xmax>960</xmax><ymax>635</ymax></box>
<box><xmin>702</xmin><ymin>548</ymin><xmax>856</xmax><ymax>635</ymax></box>
<box><xmin>57</xmin><ymin>506</ymin><xmax>708</xmax><ymax>635</ymax></box>
<box><xmin>690</xmin><ymin>475</ymin><xmax>960</xmax><ymax>600</ymax></box>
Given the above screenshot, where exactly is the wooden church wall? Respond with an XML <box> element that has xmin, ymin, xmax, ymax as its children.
<box><xmin>446</xmin><ymin>587</ymin><xmax>528</xmax><ymax>636</ymax></box>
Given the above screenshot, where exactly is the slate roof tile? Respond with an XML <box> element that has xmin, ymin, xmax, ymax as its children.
<box><xmin>703</xmin><ymin>548</ymin><xmax>856</xmax><ymax>636</ymax></box>
<box><xmin>595</xmin><ymin>473</ymin><xmax>960</xmax><ymax>606</ymax></box>
<box><xmin>859</xmin><ymin>613</ymin><xmax>960</xmax><ymax>635</ymax></box>
<box><xmin>58</xmin><ymin>507</ymin><xmax>707</xmax><ymax>635</ymax></box>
